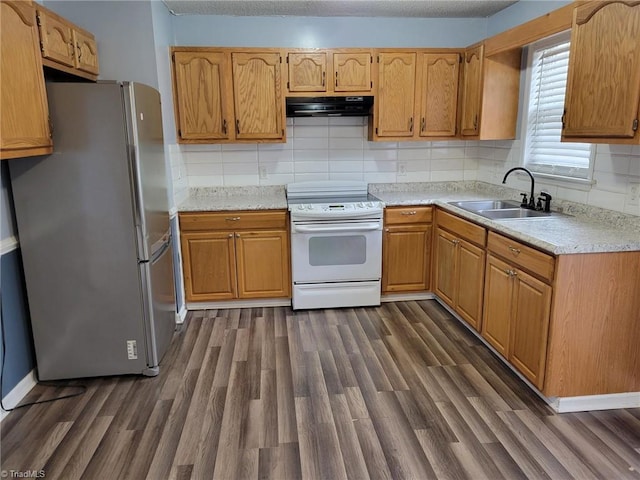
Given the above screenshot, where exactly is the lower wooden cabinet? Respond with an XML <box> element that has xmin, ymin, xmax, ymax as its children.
<box><xmin>434</xmin><ymin>210</ymin><xmax>486</xmax><ymax>331</ymax></box>
<box><xmin>179</xmin><ymin>211</ymin><xmax>290</xmax><ymax>302</ymax></box>
<box><xmin>482</xmin><ymin>234</ymin><xmax>553</xmax><ymax>390</ymax></box>
<box><xmin>382</xmin><ymin>206</ymin><xmax>432</xmax><ymax>293</ymax></box>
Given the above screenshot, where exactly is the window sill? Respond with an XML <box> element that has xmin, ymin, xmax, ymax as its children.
<box><xmin>531</xmin><ymin>172</ymin><xmax>596</xmax><ymax>191</ymax></box>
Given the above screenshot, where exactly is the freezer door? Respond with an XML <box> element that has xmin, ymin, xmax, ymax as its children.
<box><xmin>141</xmin><ymin>232</ymin><xmax>177</xmax><ymax>371</ymax></box>
<box><xmin>123</xmin><ymin>82</ymin><xmax>170</xmax><ymax>262</ymax></box>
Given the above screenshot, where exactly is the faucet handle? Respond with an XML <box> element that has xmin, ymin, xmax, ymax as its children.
<box><xmin>520</xmin><ymin>193</ymin><xmax>528</xmax><ymax>207</ymax></box>
<box><xmin>538</xmin><ymin>191</ymin><xmax>552</xmax><ymax>212</ymax></box>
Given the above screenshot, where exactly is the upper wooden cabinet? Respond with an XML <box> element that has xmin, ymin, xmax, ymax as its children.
<box><xmin>418</xmin><ymin>52</ymin><xmax>460</xmax><ymax>137</ymax></box>
<box><xmin>374</xmin><ymin>52</ymin><xmax>417</xmax><ymax>138</ymax></box>
<box><xmin>232</xmin><ymin>52</ymin><xmax>285</xmax><ymax>141</ymax></box>
<box><xmin>333</xmin><ymin>51</ymin><xmax>373</xmax><ymax>92</ymax></box>
<box><xmin>562</xmin><ymin>1</ymin><xmax>640</xmax><ymax>144</ymax></box>
<box><xmin>459</xmin><ymin>45</ymin><xmax>483</xmax><ymax>136</ymax></box>
<box><xmin>370</xmin><ymin>49</ymin><xmax>461</xmax><ymax>141</ymax></box>
<box><xmin>459</xmin><ymin>44</ymin><xmax>521</xmax><ymax>140</ymax></box>
<box><xmin>285</xmin><ymin>49</ymin><xmax>373</xmax><ymax>95</ymax></box>
<box><xmin>171</xmin><ymin>48</ymin><xmax>286</xmax><ymax>143</ymax></box>
<box><xmin>287</xmin><ymin>52</ymin><xmax>327</xmax><ymax>92</ymax></box>
<box><xmin>1</xmin><ymin>0</ymin><xmax>52</xmax><ymax>160</ymax></box>
<box><xmin>36</xmin><ymin>5</ymin><xmax>99</xmax><ymax>80</ymax></box>
<box><xmin>172</xmin><ymin>50</ymin><xmax>234</xmax><ymax>141</ymax></box>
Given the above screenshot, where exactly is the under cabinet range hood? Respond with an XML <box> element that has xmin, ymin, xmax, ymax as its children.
<box><xmin>286</xmin><ymin>96</ymin><xmax>373</xmax><ymax>117</ymax></box>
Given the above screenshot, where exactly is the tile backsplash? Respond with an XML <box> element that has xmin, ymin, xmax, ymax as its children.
<box><xmin>170</xmin><ymin>117</ymin><xmax>640</xmax><ymax>216</ymax></box>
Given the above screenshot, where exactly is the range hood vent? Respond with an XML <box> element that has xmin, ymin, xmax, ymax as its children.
<box><xmin>286</xmin><ymin>96</ymin><xmax>373</xmax><ymax>117</ymax></box>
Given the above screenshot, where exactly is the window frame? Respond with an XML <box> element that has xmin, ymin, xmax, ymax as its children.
<box><xmin>520</xmin><ymin>31</ymin><xmax>595</xmax><ymax>185</ymax></box>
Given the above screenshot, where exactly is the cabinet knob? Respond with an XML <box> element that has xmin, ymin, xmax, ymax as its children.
<box><xmin>385</xmin><ymin>228</ymin><xmax>389</xmax><ymax>232</ymax></box>
<box><xmin>508</xmin><ymin>246</ymin><xmax>521</xmax><ymax>256</ymax></box>
<box><xmin>236</xmin><ymin>233</ymin><xmax>241</xmax><ymax>238</ymax></box>
<box><xmin>452</xmin><ymin>239</ymin><xmax>460</xmax><ymax>245</ymax></box>
<box><xmin>228</xmin><ymin>233</ymin><xmax>233</xmax><ymax>238</ymax></box>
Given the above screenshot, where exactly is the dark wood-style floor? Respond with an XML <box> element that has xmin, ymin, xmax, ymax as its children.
<box><xmin>2</xmin><ymin>300</ymin><xmax>640</xmax><ymax>479</ymax></box>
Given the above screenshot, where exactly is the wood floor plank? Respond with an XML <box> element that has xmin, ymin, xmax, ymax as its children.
<box><xmin>4</xmin><ymin>300</ymin><xmax>639</xmax><ymax>479</ymax></box>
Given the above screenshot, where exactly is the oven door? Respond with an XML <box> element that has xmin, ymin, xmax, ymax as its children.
<box><xmin>291</xmin><ymin>219</ymin><xmax>382</xmax><ymax>283</ymax></box>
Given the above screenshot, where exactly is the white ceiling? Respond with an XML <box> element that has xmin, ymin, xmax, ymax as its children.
<box><xmin>163</xmin><ymin>0</ymin><xmax>519</xmax><ymax>18</ymax></box>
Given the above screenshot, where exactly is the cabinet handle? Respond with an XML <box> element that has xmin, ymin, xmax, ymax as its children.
<box><xmin>236</xmin><ymin>119</ymin><xmax>240</xmax><ymax>135</ymax></box>
<box><xmin>69</xmin><ymin>41</ymin><xmax>75</xmax><ymax>57</ymax></box>
<box><xmin>226</xmin><ymin>217</ymin><xmax>241</xmax><ymax>221</ymax></box>
<box><xmin>508</xmin><ymin>246</ymin><xmax>521</xmax><ymax>256</ymax></box>
<box><xmin>222</xmin><ymin>119</ymin><xmax>227</xmax><ymax>134</ymax></box>
<box><xmin>335</xmin><ymin>71</ymin><xmax>338</xmax><ymax>87</ymax></box>
<box><xmin>409</xmin><ymin>117</ymin><xmax>414</xmax><ymax>133</ymax></box>
<box><xmin>421</xmin><ymin>117</ymin><xmax>426</xmax><ymax>133</ymax></box>
<box><xmin>400</xmin><ymin>211</ymin><xmax>417</xmax><ymax>216</ymax></box>
<box><xmin>473</xmin><ymin>114</ymin><xmax>478</xmax><ymax>128</ymax></box>
<box><xmin>322</xmin><ymin>71</ymin><xmax>326</xmax><ymax>87</ymax></box>
<box><xmin>77</xmin><ymin>43</ymin><xmax>82</xmax><ymax>61</ymax></box>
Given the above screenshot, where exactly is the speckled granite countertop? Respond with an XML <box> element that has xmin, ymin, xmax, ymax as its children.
<box><xmin>177</xmin><ymin>182</ymin><xmax>640</xmax><ymax>255</ymax></box>
<box><xmin>178</xmin><ymin>186</ymin><xmax>287</xmax><ymax>211</ymax></box>
<box><xmin>370</xmin><ymin>182</ymin><xmax>640</xmax><ymax>255</ymax></box>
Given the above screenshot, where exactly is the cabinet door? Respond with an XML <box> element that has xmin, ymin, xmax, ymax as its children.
<box><xmin>460</xmin><ymin>45</ymin><xmax>484</xmax><ymax>136</ymax></box>
<box><xmin>1</xmin><ymin>1</ymin><xmax>52</xmax><ymax>160</ymax></box>
<box><xmin>419</xmin><ymin>53</ymin><xmax>460</xmax><ymax>137</ymax></box>
<box><xmin>173</xmin><ymin>51</ymin><xmax>234</xmax><ymax>141</ymax></box>
<box><xmin>235</xmin><ymin>230</ymin><xmax>291</xmax><ymax>298</ymax></box>
<box><xmin>382</xmin><ymin>224</ymin><xmax>431</xmax><ymax>293</ymax></box>
<box><xmin>482</xmin><ymin>254</ymin><xmax>513</xmax><ymax>357</ymax></box>
<box><xmin>232</xmin><ymin>52</ymin><xmax>285</xmax><ymax>140</ymax></box>
<box><xmin>376</xmin><ymin>52</ymin><xmax>416</xmax><ymax>138</ymax></box>
<box><xmin>563</xmin><ymin>2</ymin><xmax>640</xmax><ymax>139</ymax></box>
<box><xmin>73</xmin><ymin>29</ymin><xmax>99</xmax><ymax>75</ymax></box>
<box><xmin>510</xmin><ymin>269</ymin><xmax>552</xmax><ymax>389</ymax></box>
<box><xmin>434</xmin><ymin>228</ymin><xmax>458</xmax><ymax>308</ymax></box>
<box><xmin>181</xmin><ymin>231</ymin><xmax>237</xmax><ymax>301</ymax></box>
<box><xmin>288</xmin><ymin>52</ymin><xmax>327</xmax><ymax>92</ymax></box>
<box><xmin>333</xmin><ymin>52</ymin><xmax>372</xmax><ymax>92</ymax></box>
<box><xmin>37</xmin><ymin>8</ymin><xmax>75</xmax><ymax>67</ymax></box>
<box><xmin>455</xmin><ymin>239</ymin><xmax>485</xmax><ymax>331</ymax></box>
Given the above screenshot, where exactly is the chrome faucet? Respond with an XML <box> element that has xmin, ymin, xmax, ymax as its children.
<box><xmin>502</xmin><ymin>167</ymin><xmax>536</xmax><ymax>209</ymax></box>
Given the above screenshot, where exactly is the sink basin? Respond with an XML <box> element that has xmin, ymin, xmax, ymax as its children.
<box><xmin>449</xmin><ymin>199</ymin><xmax>559</xmax><ymax>220</ymax></box>
<box><xmin>478</xmin><ymin>208</ymin><xmax>552</xmax><ymax>219</ymax></box>
<box><xmin>449</xmin><ymin>199</ymin><xmax>522</xmax><ymax>211</ymax></box>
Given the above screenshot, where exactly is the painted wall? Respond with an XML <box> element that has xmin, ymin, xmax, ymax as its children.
<box><xmin>1</xmin><ymin>163</ymin><xmax>35</xmax><ymax>400</ymax></box>
<box><xmin>171</xmin><ymin>15</ymin><xmax>488</xmax><ymax>48</ymax></box>
<box><xmin>43</xmin><ymin>0</ymin><xmax>160</xmax><ymax>89</ymax></box>
<box><xmin>487</xmin><ymin>1</ymin><xmax>572</xmax><ymax>37</ymax></box>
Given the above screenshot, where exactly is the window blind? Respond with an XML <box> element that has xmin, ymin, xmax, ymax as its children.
<box><xmin>524</xmin><ymin>39</ymin><xmax>592</xmax><ymax>179</ymax></box>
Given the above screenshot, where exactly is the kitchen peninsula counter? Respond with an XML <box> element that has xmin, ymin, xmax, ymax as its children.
<box><xmin>370</xmin><ymin>181</ymin><xmax>640</xmax><ymax>255</ymax></box>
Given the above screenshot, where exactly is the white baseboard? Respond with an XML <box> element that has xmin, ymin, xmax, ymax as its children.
<box><xmin>187</xmin><ymin>298</ymin><xmax>292</xmax><ymax>310</ymax></box>
<box><xmin>381</xmin><ymin>292</ymin><xmax>434</xmax><ymax>302</ymax></box>
<box><xmin>1</xmin><ymin>369</ymin><xmax>37</xmax><ymax>422</ymax></box>
<box><xmin>1</xmin><ymin>235</ymin><xmax>19</xmax><ymax>255</ymax></box>
<box><xmin>176</xmin><ymin>305</ymin><xmax>187</xmax><ymax>324</ymax></box>
<box><xmin>548</xmin><ymin>392</ymin><xmax>640</xmax><ymax>413</ymax></box>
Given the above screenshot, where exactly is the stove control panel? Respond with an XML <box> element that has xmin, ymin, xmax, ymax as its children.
<box><xmin>292</xmin><ymin>202</ymin><xmax>381</xmax><ymax>212</ymax></box>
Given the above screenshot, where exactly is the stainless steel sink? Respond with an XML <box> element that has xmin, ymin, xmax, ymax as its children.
<box><xmin>449</xmin><ymin>199</ymin><xmax>558</xmax><ymax>220</ymax></box>
<box><xmin>479</xmin><ymin>208</ymin><xmax>551</xmax><ymax>219</ymax></box>
<box><xmin>449</xmin><ymin>199</ymin><xmax>522</xmax><ymax>211</ymax></box>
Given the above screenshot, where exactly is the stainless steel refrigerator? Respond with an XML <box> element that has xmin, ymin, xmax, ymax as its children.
<box><xmin>9</xmin><ymin>81</ymin><xmax>176</xmax><ymax>380</ymax></box>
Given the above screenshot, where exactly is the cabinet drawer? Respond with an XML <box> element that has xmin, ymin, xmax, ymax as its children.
<box><xmin>385</xmin><ymin>206</ymin><xmax>433</xmax><ymax>225</ymax></box>
<box><xmin>437</xmin><ymin>209</ymin><xmax>487</xmax><ymax>247</ymax></box>
<box><xmin>179</xmin><ymin>210</ymin><xmax>288</xmax><ymax>232</ymax></box>
<box><xmin>487</xmin><ymin>232</ymin><xmax>555</xmax><ymax>282</ymax></box>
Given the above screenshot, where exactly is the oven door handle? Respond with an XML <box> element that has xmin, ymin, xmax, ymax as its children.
<box><xmin>293</xmin><ymin>223</ymin><xmax>381</xmax><ymax>233</ymax></box>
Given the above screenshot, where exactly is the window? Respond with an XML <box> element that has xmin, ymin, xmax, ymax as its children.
<box><xmin>522</xmin><ymin>32</ymin><xmax>593</xmax><ymax>181</ymax></box>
